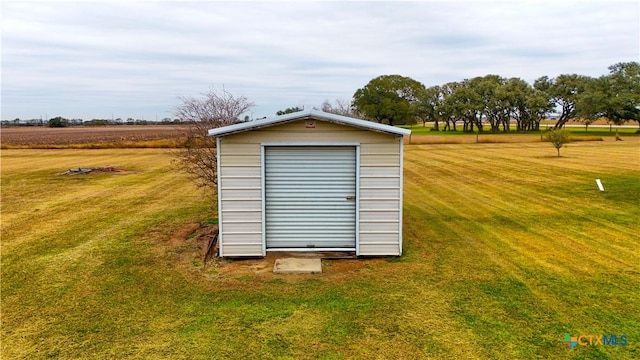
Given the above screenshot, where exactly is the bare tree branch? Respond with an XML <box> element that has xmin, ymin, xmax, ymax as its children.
<box><xmin>173</xmin><ymin>88</ymin><xmax>254</xmax><ymax>200</ymax></box>
<box><xmin>319</xmin><ymin>98</ymin><xmax>360</xmax><ymax>118</ymax></box>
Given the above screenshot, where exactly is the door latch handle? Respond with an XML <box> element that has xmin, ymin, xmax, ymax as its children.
<box><xmin>346</xmin><ymin>196</ymin><xmax>356</xmax><ymax>201</ymax></box>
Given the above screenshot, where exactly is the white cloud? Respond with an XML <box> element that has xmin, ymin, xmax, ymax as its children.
<box><xmin>2</xmin><ymin>0</ymin><xmax>638</xmax><ymax>120</ymax></box>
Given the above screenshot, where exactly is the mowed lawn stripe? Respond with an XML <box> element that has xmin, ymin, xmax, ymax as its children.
<box><xmin>1</xmin><ymin>149</ymin><xmax>179</xmax><ymax>237</ymax></box>
<box><xmin>2</xmin><ymin>149</ymin><xmax>210</xmax><ymax>358</ymax></box>
<box><xmin>405</xmin><ymin>141</ymin><xmax>638</xmax><ymax>272</ymax></box>
<box><xmin>2</xmin><ymin>149</ymin><xmax>204</xmax><ymax>275</ymax></box>
<box><xmin>402</xmin><ymin>140</ymin><xmax>639</xmax><ymax>357</ymax></box>
<box><xmin>2</xmin><ymin>151</ymin><xmax>195</xmax><ymax>254</ymax></box>
<box><xmin>405</xmin><ymin>142</ymin><xmax>638</xmax><ymax>280</ymax></box>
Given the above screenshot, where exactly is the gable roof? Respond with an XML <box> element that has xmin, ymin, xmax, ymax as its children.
<box><xmin>207</xmin><ymin>109</ymin><xmax>411</xmax><ymax>137</ymax></box>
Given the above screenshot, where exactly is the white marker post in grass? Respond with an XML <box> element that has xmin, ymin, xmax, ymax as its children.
<box><xmin>596</xmin><ymin>179</ymin><xmax>605</xmax><ymax>192</ymax></box>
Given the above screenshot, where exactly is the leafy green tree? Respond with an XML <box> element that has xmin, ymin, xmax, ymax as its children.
<box><xmin>276</xmin><ymin>107</ymin><xmax>303</xmax><ymax>116</ymax></box>
<box><xmin>575</xmin><ymin>75</ymin><xmax>609</xmax><ymax>125</ymax></box>
<box><xmin>474</xmin><ymin>75</ymin><xmax>510</xmax><ymax>132</ymax></box>
<box><xmin>525</xmin><ymin>88</ymin><xmax>553</xmax><ymax>131</ymax></box>
<box><xmin>502</xmin><ymin>77</ymin><xmax>552</xmax><ymax>132</ymax></box>
<box><xmin>544</xmin><ymin>128</ymin><xmax>571</xmax><ymax>157</ymax></box>
<box><xmin>534</xmin><ymin>74</ymin><xmax>591</xmax><ymax>129</ymax></box>
<box><xmin>352</xmin><ymin>74</ymin><xmax>425</xmax><ymax>126</ymax></box>
<box><xmin>607</xmin><ymin>62</ymin><xmax>640</xmax><ymax>127</ymax></box>
<box><xmin>440</xmin><ymin>82</ymin><xmax>460</xmax><ymax>131</ymax></box>
<box><xmin>504</xmin><ymin>77</ymin><xmax>530</xmax><ymax>131</ymax></box>
<box><xmin>415</xmin><ymin>85</ymin><xmax>442</xmax><ymax>129</ymax></box>
<box><xmin>577</xmin><ymin>62</ymin><xmax>640</xmax><ymax>127</ymax></box>
<box><xmin>581</xmin><ymin>117</ymin><xmax>598</xmax><ymax>132</ymax></box>
<box><xmin>448</xmin><ymin>78</ymin><xmax>484</xmax><ymax>132</ymax></box>
<box><xmin>48</xmin><ymin>116</ymin><xmax>68</xmax><ymax>127</ymax></box>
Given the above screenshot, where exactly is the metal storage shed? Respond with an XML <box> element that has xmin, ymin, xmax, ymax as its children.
<box><xmin>208</xmin><ymin>109</ymin><xmax>411</xmax><ymax>257</ymax></box>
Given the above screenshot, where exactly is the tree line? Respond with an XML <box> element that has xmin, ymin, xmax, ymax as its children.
<box><xmin>173</xmin><ymin>63</ymin><xmax>638</xmax><ymax>195</ymax></box>
<box><xmin>2</xmin><ymin>117</ymin><xmax>194</xmax><ymax>128</ymax></box>
<box><xmin>350</xmin><ymin>62</ymin><xmax>640</xmax><ymax>131</ymax></box>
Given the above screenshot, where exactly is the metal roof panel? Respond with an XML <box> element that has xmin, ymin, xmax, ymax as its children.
<box><xmin>207</xmin><ymin>110</ymin><xmax>411</xmax><ymax>137</ymax></box>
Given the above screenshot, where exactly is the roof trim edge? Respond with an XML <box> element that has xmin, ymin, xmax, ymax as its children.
<box><xmin>207</xmin><ymin>109</ymin><xmax>411</xmax><ymax>137</ymax></box>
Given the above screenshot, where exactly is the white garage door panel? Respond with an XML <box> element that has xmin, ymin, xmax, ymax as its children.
<box><xmin>265</xmin><ymin>146</ymin><xmax>356</xmax><ymax>249</ymax></box>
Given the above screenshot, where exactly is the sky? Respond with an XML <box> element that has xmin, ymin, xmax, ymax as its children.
<box><xmin>2</xmin><ymin>0</ymin><xmax>639</xmax><ymax>121</ymax></box>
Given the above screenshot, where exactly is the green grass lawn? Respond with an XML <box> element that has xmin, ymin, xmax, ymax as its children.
<box><xmin>404</xmin><ymin>123</ymin><xmax>639</xmax><ymax>137</ymax></box>
<box><xmin>2</xmin><ymin>142</ymin><xmax>639</xmax><ymax>359</ymax></box>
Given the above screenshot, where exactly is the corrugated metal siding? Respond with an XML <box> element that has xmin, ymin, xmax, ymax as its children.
<box><xmin>358</xmin><ymin>139</ymin><xmax>402</xmax><ymax>256</ymax></box>
<box><xmin>218</xmin><ymin>141</ymin><xmax>263</xmax><ymax>257</ymax></box>
<box><xmin>265</xmin><ymin>146</ymin><xmax>356</xmax><ymax>249</ymax></box>
<box><xmin>217</xmin><ymin>120</ymin><xmax>403</xmax><ymax>257</ymax></box>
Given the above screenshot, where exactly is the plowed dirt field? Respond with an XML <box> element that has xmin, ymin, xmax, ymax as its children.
<box><xmin>0</xmin><ymin>125</ymin><xmax>187</xmax><ymax>146</ymax></box>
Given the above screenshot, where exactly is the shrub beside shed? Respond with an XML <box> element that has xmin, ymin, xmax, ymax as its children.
<box><xmin>208</xmin><ymin>110</ymin><xmax>410</xmax><ymax>257</ymax></box>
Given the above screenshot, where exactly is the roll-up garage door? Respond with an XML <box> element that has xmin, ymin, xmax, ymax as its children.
<box><xmin>265</xmin><ymin>146</ymin><xmax>356</xmax><ymax>249</ymax></box>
